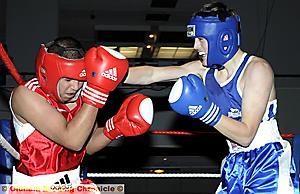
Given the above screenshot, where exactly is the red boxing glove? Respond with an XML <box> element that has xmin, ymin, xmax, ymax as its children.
<box><xmin>103</xmin><ymin>94</ymin><xmax>154</xmax><ymax>140</ymax></box>
<box><xmin>82</xmin><ymin>46</ymin><xmax>129</xmax><ymax>108</ymax></box>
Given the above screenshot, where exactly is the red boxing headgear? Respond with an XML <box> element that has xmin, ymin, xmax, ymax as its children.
<box><xmin>36</xmin><ymin>44</ymin><xmax>86</xmax><ymax>102</ymax></box>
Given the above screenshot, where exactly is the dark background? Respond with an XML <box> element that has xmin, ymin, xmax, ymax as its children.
<box><xmin>0</xmin><ymin>0</ymin><xmax>299</xmax><ymax>193</ymax></box>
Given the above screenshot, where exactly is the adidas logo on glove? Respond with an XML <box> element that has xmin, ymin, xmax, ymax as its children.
<box><xmin>101</xmin><ymin>67</ymin><xmax>117</xmax><ymax>81</ymax></box>
<box><xmin>188</xmin><ymin>105</ymin><xmax>202</xmax><ymax>116</ymax></box>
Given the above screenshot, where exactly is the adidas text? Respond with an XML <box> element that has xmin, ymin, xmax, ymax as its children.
<box><xmin>101</xmin><ymin>72</ymin><xmax>117</xmax><ymax>81</ymax></box>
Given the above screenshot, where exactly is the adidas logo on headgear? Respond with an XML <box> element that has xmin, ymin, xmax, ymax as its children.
<box><xmin>102</xmin><ymin>67</ymin><xmax>117</xmax><ymax>81</ymax></box>
<box><xmin>79</xmin><ymin>70</ymin><xmax>86</xmax><ymax>77</ymax></box>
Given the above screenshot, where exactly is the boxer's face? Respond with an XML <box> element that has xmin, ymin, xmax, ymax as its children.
<box><xmin>57</xmin><ymin>78</ymin><xmax>84</xmax><ymax>102</ymax></box>
<box><xmin>194</xmin><ymin>37</ymin><xmax>208</xmax><ymax>56</ymax></box>
<box><xmin>194</xmin><ymin>37</ymin><xmax>208</xmax><ymax>66</ymax></box>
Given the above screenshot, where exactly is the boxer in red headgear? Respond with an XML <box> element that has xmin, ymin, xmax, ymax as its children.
<box><xmin>35</xmin><ymin>40</ymin><xmax>86</xmax><ymax>102</ymax></box>
<box><xmin>9</xmin><ymin>37</ymin><xmax>154</xmax><ymax>188</ymax></box>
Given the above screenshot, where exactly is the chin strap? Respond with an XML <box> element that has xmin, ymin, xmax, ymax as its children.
<box><xmin>210</xmin><ymin>64</ymin><xmax>225</xmax><ymax>71</ymax></box>
<box><xmin>198</xmin><ymin>55</ymin><xmax>224</xmax><ymax>71</ymax></box>
<box><xmin>202</xmin><ymin>63</ymin><xmax>225</xmax><ymax>71</ymax></box>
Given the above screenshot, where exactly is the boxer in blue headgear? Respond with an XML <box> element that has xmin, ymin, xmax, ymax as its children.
<box><xmin>124</xmin><ymin>1</ymin><xmax>297</xmax><ymax>193</ymax></box>
<box><xmin>187</xmin><ymin>5</ymin><xmax>241</xmax><ymax>70</ymax></box>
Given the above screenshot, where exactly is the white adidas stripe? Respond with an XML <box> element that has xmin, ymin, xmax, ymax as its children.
<box><xmin>25</xmin><ymin>78</ymin><xmax>39</xmax><ymax>91</ymax></box>
<box><xmin>205</xmin><ymin>105</ymin><xmax>219</xmax><ymax>125</ymax></box>
<box><xmin>84</xmin><ymin>85</ymin><xmax>109</xmax><ymax>97</ymax></box>
<box><xmin>105</xmin><ymin>117</ymin><xmax>115</xmax><ymax>132</ymax></box>
<box><xmin>82</xmin><ymin>93</ymin><xmax>106</xmax><ymax>105</ymax></box>
<box><xmin>201</xmin><ymin>104</ymin><xmax>216</xmax><ymax>122</ymax></box>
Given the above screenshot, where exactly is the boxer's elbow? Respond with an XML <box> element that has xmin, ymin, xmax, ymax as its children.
<box><xmin>62</xmin><ymin>139</ymin><xmax>84</xmax><ymax>151</ymax></box>
<box><xmin>239</xmin><ymin>130</ymin><xmax>257</xmax><ymax>147</ymax></box>
<box><xmin>239</xmin><ymin>138</ymin><xmax>253</xmax><ymax>147</ymax></box>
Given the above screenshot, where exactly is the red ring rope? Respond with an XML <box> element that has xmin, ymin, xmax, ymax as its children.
<box><xmin>0</xmin><ymin>42</ymin><xmax>24</xmax><ymax>85</ymax></box>
<box><xmin>150</xmin><ymin>130</ymin><xmax>294</xmax><ymax>138</ymax></box>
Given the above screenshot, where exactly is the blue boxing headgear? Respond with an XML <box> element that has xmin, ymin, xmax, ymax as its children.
<box><xmin>187</xmin><ymin>14</ymin><xmax>241</xmax><ymax>69</ymax></box>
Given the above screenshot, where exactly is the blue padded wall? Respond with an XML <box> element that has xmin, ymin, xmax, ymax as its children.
<box><xmin>0</xmin><ymin>119</ymin><xmax>14</xmax><ymax>184</ymax></box>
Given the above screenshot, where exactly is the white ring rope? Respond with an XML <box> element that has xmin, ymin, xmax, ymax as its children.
<box><xmin>87</xmin><ymin>172</ymin><xmax>221</xmax><ymax>178</ymax></box>
<box><xmin>1</xmin><ymin>134</ymin><xmax>221</xmax><ymax>179</ymax></box>
<box><xmin>0</xmin><ymin>132</ymin><xmax>20</xmax><ymax>160</ymax></box>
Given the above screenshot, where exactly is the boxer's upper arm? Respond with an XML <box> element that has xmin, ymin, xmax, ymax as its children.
<box><xmin>125</xmin><ymin>62</ymin><xmax>202</xmax><ymax>85</ymax></box>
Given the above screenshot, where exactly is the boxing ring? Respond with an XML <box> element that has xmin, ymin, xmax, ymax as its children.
<box><xmin>1</xmin><ymin>120</ymin><xmax>299</xmax><ymax>193</ymax></box>
<box><xmin>0</xmin><ymin>42</ymin><xmax>299</xmax><ymax>193</ymax></box>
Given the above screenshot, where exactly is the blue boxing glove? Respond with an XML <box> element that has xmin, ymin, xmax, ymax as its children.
<box><xmin>168</xmin><ymin>74</ymin><xmax>222</xmax><ymax>126</ymax></box>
